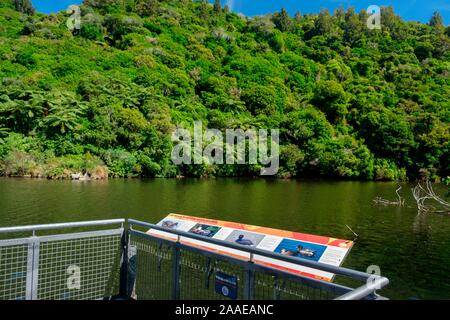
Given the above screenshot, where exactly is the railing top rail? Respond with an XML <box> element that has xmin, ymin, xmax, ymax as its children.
<box><xmin>335</xmin><ymin>277</ymin><xmax>390</xmax><ymax>300</ymax></box>
<box><xmin>0</xmin><ymin>219</ymin><xmax>125</xmax><ymax>234</ymax></box>
<box><xmin>128</xmin><ymin>218</ymin><xmax>381</xmax><ymax>283</ymax></box>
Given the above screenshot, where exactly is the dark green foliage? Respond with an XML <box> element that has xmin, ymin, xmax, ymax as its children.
<box><xmin>272</xmin><ymin>8</ymin><xmax>293</xmax><ymax>32</ymax></box>
<box><xmin>312</xmin><ymin>81</ymin><xmax>349</xmax><ymax>124</ymax></box>
<box><xmin>314</xmin><ymin>9</ymin><xmax>333</xmax><ymax>36</ymax></box>
<box><xmin>343</xmin><ymin>8</ymin><xmax>363</xmax><ymax>45</ymax></box>
<box><xmin>135</xmin><ymin>0</ymin><xmax>158</xmax><ymax>17</ymax></box>
<box><xmin>200</xmin><ymin>0</ymin><xmax>209</xmax><ymax>20</ymax></box>
<box><xmin>241</xmin><ymin>85</ymin><xmax>277</xmax><ymax>115</ymax></box>
<box><xmin>14</xmin><ymin>50</ymin><xmax>36</xmax><ymax>68</ymax></box>
<box><xmin>213</xmin><ymin>0</ymin><xmax>221</xmax><ymax>14</ymax></box>
<box><xmin>0</xmin><ymin>1</ymin><xmax>448</xmax><ymax>180</ymax></box>
<box><xmin>80</xmin><ymin>23</ymin><xmax>104</xmax><ymax>40</ymax></box>
<box><xmin>13</xmin><ymin>0</ymin><xmax>34</xmax><ymax>15</ymax></box>
<box><xmin>429</xmin><ymin>11</ymin><xmax>444</xmax><ymax>30</ymax></box>
<box><xmin>359</xmin><ymin>110</ymin><xmax>415</xmax><ymax>167</ymax></box>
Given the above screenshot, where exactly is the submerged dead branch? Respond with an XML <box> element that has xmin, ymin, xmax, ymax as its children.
<box><xmin>412</xmin><ymin>180</ymin><xmax>450</xmax><ymax>214</ymax></box>
<box><xmin>345</xmin><ymin>224</ymin><xmax>359</xmax><ymax>240</ymax></box>
<box><xmin>373</xmin><ymin>185</ymin><xmax>405</xmax><ymax>206</ymax></box>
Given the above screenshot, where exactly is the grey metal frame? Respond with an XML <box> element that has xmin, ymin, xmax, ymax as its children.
<box><xmin>0</xmin><ymin>218</ymin><xmax>389</xmax><ymax>300</ymax></box>
<box><xmin>0</xmin><ymin>219</ymin><xmax>125</xmax><ymax>236</ymax></box>
<box><xmin>0</xmin><ymin>219</ymin><xmax>125</xmax><ymax>300</ymax></box>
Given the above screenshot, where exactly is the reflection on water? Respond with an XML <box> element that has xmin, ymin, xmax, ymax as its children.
<box><xmin>0</xmin><ymin>178</ymin><xmax>449</xmax><ymax>299</ymax></box>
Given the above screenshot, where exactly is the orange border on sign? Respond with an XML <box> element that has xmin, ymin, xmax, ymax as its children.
<box><xmin>165</xmin><ymin>213</ymin><xmax>353</xmax><ymax>249</ymax></box>
<box><xmin>146</xmin><ymin>231</ymin><xmax>332</xmax><ymax>281</ymax></box>
<box><xmin>148</xmin><ymin>214</ymin><xmax>354</xmax><ymax>282</ymax></box>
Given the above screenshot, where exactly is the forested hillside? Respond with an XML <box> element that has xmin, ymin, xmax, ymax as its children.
<box><xmin>0</xmin><ymin>0</ymin><xmax>449</xmax><ymax>180</ymax></box>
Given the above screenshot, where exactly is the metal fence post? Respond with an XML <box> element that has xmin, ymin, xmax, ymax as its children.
<box><xmin>25</xmin><ymin>240</ymin><xmax>34</xmax><ymax>300</ymax></box>
<box><xmin>119</xmin><ymin>228</ymin><xmax>129</xmax><ymax>298</ymax></box>
<box><xmin>171</xmin><ymin>238</ymin><xmax>181</xmax><ymax>300</ymax></box>
<box><xmin>31</xmin><ymin>238</ymin><xmax>40</xmax><ymax>300</ymax></box>
<box><xmin>244</xmin><ymin>254</ymin><xmax>255</xmax><ymax>300</ymax></box>
<box><xmin>25</xmin><ymin>236</ymin><xmax>40</xmax><ymax>300</ymax></box>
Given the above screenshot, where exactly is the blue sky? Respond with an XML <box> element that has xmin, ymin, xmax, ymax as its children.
<box><xmin>32</xmin><ymin>0</ymin><xmax>449</xmax><ymax>25</ymax></box>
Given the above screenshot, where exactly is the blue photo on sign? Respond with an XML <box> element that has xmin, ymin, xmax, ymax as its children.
<box><xmin>274</xmin><ymin>239</ymin><xmax>327</xmax><ymax>262</ymax></box>
<box><xmin>215</xmin><ymin>272</ymin><xmax>238</xmax><ymax>300</ymax></box>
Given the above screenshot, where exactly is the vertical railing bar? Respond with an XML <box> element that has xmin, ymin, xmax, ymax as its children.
<box><xmin>244</xmin><ymin>266</ymin><xmax>249</xmax><ymax>300</ymax></box>
<box><xmin>172</xmin><ymin>235</ymin><xmax>181</xmax><ymax>300</ymax></box>
<box><xmin>25</xmin><ymin>239</ymin><xmax>34</xmax><ymax>300</ymax></box>
<box><xmin>243</xmin><ymin>252</ymin><xmax>255</xmax><ymax>300</ymax></box>
<box><xmin>119</xmin><ymin>227</ymin><xmax>129</xmax><ymax>298</ymax></box>
<box><xmin>31</xmin><ymin>237</ymin><xmax>40</xmax><ymax>300</ymax></box>
<box><xmin>273</xmin><ymin>276</ymin><xmax>279</xmax><ymax>300</ymax></box>
<box><xmin>245</xmin><ymin>264</ymin><xmax>255</xmax><ymax>300</ymax></box>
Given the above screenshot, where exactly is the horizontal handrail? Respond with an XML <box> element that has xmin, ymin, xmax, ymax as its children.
<box><xmin>335</xmin><ymin>276</ymin><xmax>390</xmax><ymax>300</ymax></box>
<box><xmin>128</xmin><ymin>218</ymin><xmax>377</xmax><ymax>283</ymax></box>
<box><xmin>131</xmin><ymin>227</ymin><xmax>357</xmax><ymax>297</ymax></box>
<box><xmin>0</xmin><ymin>219</ymin><xmax>125</xmax><ymax>234</ymax></box>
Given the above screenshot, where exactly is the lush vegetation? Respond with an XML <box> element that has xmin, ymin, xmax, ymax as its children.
<box><xmin>0</xmin><ymin>0</ymin><xmax>448</xmax><ymax>180</ymax></box>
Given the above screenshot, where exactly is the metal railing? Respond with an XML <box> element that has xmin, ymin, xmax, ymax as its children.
<box><xmin>125</xmin><ymin>219</ymin><xmax>389</xmax><ymax>300</ymax></box>
<box><xmin>0</xmin><ymin>219</ymin><xmax>124</xmax><ymax>300</ymax></box>
<box><xmin>0</xmin><ymin>218</ymin><xmax>389</xmax><ymax>300</ymax></box>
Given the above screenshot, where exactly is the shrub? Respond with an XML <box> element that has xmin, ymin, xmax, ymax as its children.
<box><xmin>80</xmin><ymin>23</ymin><xmax>103</xmax><ymax>40</ymax></box>
<box><xmin>1</xmin><ymin>150</ymin><xmax>37</xmax><ymax>176</ymax></box>
<box><xmin>13</xmin><ymin>0</ymin><xmax>34</xmax><ymax>15</ymax></box>
<box><xmin>14</xmin><ymin>50</ymin><xmax>36</xmax><ymax>68</ymax></box>
<box><xmin>374</xmin><ymin>159</ymin><xmax>407</xmax><ymax>181</ymax></box>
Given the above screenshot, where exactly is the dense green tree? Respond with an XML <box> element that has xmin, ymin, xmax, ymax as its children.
<box><xmin>314</xmin><ymin>9</ymin><xmax>333</xmax><ymax>36</ymax></box>
<box><xmin>241</xmin><ymin>85</ymin><xmax>277</xmax><ymax>115</ymax></box>
<box><xmin>213</xmin><ymin>0</ymin><xmax>221</xmax><ymax>14</ymax></box>
<box><xmin>334</xmin><ymin>6</ymin><xmax>345</xmax><ymax>22</ymax></box>
<box><xmin>359</xmin><ymin>110</ymin><xmax>415</xmax><ymax>168</ymax></box>
<box><xmin>281</xmin><ymin>108</ymin><xmax>333</xmax><ymax>147</ymax></box>
<box><xmin>136</xmin><ymin>0</ymin><xmax>159</xmax><ymax>17</ymax></box>
<box><xmin>200</xmin><ymin>0</ymin><xmax>209</xmax><ymax>20</ymax></box>
<box><xmin>312</xmin><ymin>81</ymin><xmax>350</xmax><ymax>124</ymax></box>
<box><xmin>0</xmin><ymin>1</ymin><xmax>447</xmax><ymax>180</ymax></box>
<box><xmin>429</xmin><ymin>11</ymin><xmax>444</xmax><ymax>30</ymax></box>
<box><xmin>343</xmin><ymin>8</ymin><xmax>362</xmax><ymax>44</ymax></box>
<box><xmin>381</xmin><ymin>6</ymin><xmax>398</xmax><ymax>30</ymax></box>
<box><xmin>43</xmin><ymin>92</ymin><xmax>87</xmax><ymax>135</ymax></box>
<box><xmin>12</xmin><ymin>0</ymin><xmax>34</xmax><ymax>15</ymax></box>
<box><xmin>272</xmin><ymin>8</ymin><xmax>293</xmax><ymax>32</ymax></box>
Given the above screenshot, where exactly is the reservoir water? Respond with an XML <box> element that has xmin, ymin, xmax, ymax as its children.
<box><xmin>0</xmin><ymin>178</ymin><xmax>449</xmax><ymax>299</ymax></box>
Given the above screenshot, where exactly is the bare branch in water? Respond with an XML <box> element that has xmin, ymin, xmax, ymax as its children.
<box><xmin>373</xmin><ymin>185</ymin><xmax>405</xmax><ymax>206</ymax></box>
<box><xmin>412</xmin><ymin>180</ymin><xmax>450</xmax><ymax>214</ymax></box>
<box><xmin>345</xmin><ymin>224</ymin><xmax>359</xmax><ymax>238</ymax></box>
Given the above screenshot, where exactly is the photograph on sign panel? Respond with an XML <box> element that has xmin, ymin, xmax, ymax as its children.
<box><xmin>224</xmin><ymin>230</ymin><xmax>265</xmax><ymax>247</ymax></box>
<box><xmin>274</xmin><ymin>239</ymin><xmax>327</xmax><ymax>262</ymax></box>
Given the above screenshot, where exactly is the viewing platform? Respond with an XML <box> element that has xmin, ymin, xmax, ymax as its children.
<box><xmin>0</xmin><ymin>219</ymin><xmax>389</xmax><ymax>300</ymax></box>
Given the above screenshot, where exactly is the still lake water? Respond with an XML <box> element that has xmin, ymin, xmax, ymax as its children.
<box><xmin>0</xmin><ymin>178</ymin><xmax>449</xmax><ymax>300</ymax></box>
